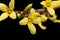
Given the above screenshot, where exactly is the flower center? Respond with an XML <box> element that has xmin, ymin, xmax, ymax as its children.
<box><xmin>9</xmin><ymin>10</ymin><xmax>12</xmax><ymax>14</ymax></box>
<box><xmin>8</xmin><ymin>9</ymin><xmax>12</xmax><ymax>14</ymax></box>
<box><xmin>28</xmin><ymin>18</ymin><xmax>33</xmax><ymax>23</ymax></box>
<box><xmin>46</xmin><ymin>3</ymin><xmax>51</xmax><ymax>7</ymax></box>
<box><xmin>29</xmin><ymin>18</ymin><xmax>32</xmax><ymax>22</ymax></box>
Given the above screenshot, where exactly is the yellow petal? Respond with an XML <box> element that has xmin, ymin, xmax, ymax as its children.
<box><xmin>0</xmin><ymin>3</ymin><xmax>8</xmax><ymax>12</ymax></box>
<box><xmin>28</xmin><ymin>22</ymin><xmax>36</xmax><ymax>34</ymax></box>
<box><xmin>30</xmin><ymin>8</ymin><xmax>35</xmax><ymax>14</ymax></box>
<box><xmin>41</xmin><ymin>15</ymin><xmax>47</xmax><ymax>22</ymax></box>
<box><xmin>38</xmin><ymin>23</ymin><xmax>47</xmax><ymax>30</ymax></box>
<box><xmin>54</xmin><ymin>19</ymin><xmax>60</xmax><ymax>23</ymax></box>
<box><xmin>34</xmin><ymin>12</ymin><xmax>40</xmax><ymax>17</ymax></box>
<box><xmin>19</xmin><ymin>17</ymin><xmax>28</xmax><ymax>25</ymax></box>
<box><xmin>46</xmin><ymin>0</ymin><xmax>52</xmax><ymax>3</ymax></box>
<box><xmin>9</xmin><ymin>11</ymin><xmax>16</xmax><ymax>19</ymax></box>
<box><xmin>51</xmin><ymin>1</ymin><xmax>60</xmax><ymax>8</ymax></box>
<box><xmin>9</xmin><ymin>0</ymin><xmax>15</xmax><ymax>10</ymax></box>
<box><xmin>29</xmin><ymin>8</ymin><xmax>36</xmax><ymax>18</ymax></box>
<box><xmin>40</xmin><ymin>1</ymin><xmax>47</xmax><ymax>7</ymax></box>
<box><xmin>33</xmin><ymin>17</ymin><xmax>41</xmax><ymax>24</ymax></box>
<box><xmin>47</xmin><ymin>7</ymin><xmax>55</xmax><ymax>15</ymax></box>
<box><xmin>0</xmin><ymin>12</ymin><xmax>8</xmax><ymax>21</ymax></box>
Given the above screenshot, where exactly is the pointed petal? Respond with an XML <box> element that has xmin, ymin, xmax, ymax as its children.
<box><xmin>9</xmin><ymin>0</ymin><xmax>15</xmax><ymax>10</ymax></box>
<box><xmin>28</xmin><ymin>8</ymin><xmax>36</xmax><ymax>18</ymax></box>
<box><xmin>51</xmin><ymin>1</ymin><xmax>60</xmax><ymax>8</ymax></box>
<box><xmin>47</xmin><ymin>7</ymin><xmax>55</xmax><ymax>15</ymax></box>
<box><xmin>28</xmin><ymin>22</ymin><xmax>36</xmax><ymax>34</ymax></box>
<box><xmin>38</xmin><ymin>23</ymin><xmax>47</xmax><ymax>30</ymax></box>
<box><xmin>0</xmin><ymin>3</ymin><xmax>8</xmax><ymax>12</ymax></box>
<box><xmin>54</xmin><ymin>19</ymin><xmax>60</xmax><ymax>23</ymax></box>
<box><xmin>19</xmin><ymin>17</ymin><xmax>28</xmax><ymax>25</ymax></box>
<box><xmin>33</xmin><ymin>17</ymin><xmax>41</xmax><ymax>24</ymax></box>
<box><xmin>40</xmin><ymin>1</ymin><xmax>47</xmax><ymax>7</ymax></box>
<box><xmin>0</xmin><ymin>12</ymin><xmax>8</xmax><ymax>21</ymax></box>
<box><xmin>34</xmin><ymin>12</ymin><xmax>40</xmax><ymax>17</ymax></box>
<box><xmin>46</xmin><ymin>0</ymin><xmax>52</xmax><ymax>3</ymax></box>
<box><xmin>30</xmin><ymin>8</ymin><xmax>35</xmax><ymax>14</ymax></box>
<box><xmin>9</xmin><ymin>11</ymin><xmax>16</xmax><ymax>19</ymax></box>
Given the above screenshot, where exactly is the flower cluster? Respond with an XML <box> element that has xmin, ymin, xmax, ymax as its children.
<box><xmin>0</xmin><ymin>0</ymin><xmax>60</xmax><ymax>35</ymax></box>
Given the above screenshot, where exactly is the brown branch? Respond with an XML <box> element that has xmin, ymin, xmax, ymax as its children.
<box><xmin>15</xmin><ymin>8</ymin><xmax>51</xmax><ymax>19</ymax></box>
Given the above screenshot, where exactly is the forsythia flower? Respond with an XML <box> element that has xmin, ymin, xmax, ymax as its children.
<box><xmin>40</xmin><ymin>0</ymin><xmax>60</xmax><ymax>16</ymax></box>
<box><xmin>0</xmin><ymin>0</ymin><xmax>16</xmax><ymax>21</ymax></box>
<box><xmin>19</xmin><ymin>8</ymin><xmax>47</xmax><ymax>34</ymax></box>
<box><xmin>30</xmin><ymin>8</ymin><xmax>47</xmax><ymax>30</ymax></box>
<box><xmin>19</xmin><ymin>8</ymin><xmax>36</xmax><ymax>34</ymax></box>
<box><xmin>33</xmin><ymin>14</ymin><xmax>47</xmax><ymax>30</ymax></box>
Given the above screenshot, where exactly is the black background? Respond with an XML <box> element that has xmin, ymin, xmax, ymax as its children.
<box><xmin>0</xmin><ymin>0</ymin><xmax>60</xmax><ymax>40</ymax></box>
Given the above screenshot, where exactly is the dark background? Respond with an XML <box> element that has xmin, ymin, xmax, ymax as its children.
<box><xmin>0</xmin><ymin>0</ymin><xmax>60</xmax><ymax>40</ymax></box>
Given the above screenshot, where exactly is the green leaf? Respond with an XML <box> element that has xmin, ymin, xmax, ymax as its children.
<box><xmin>24</xmin><ymin>3</ymin><xmax>33</xmax><ymax>12</ymax></box>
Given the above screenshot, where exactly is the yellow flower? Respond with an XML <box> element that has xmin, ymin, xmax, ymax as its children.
<box><xmin>0</xmin><ymin>0</ymin><xmax>16</xmax><ymax>21</ymax></box>
<box><xmin>28</xmin><ymin>8</ymin><xmax>47</xmax><ymax>30</ymax></box>
<box><xmin>19</xmin><ymin>8</ymin><xmax>37</xmax><ymax>35</ymax></box>
<box><xmin>33</xmin><ymin>16</ymin><xmax>47</xmax><ymax>30</ymax></box>
<box><xmin>36</xmin><ymin>14</ymin><xmax>47</xmax><ymax>30</ymax></box>
<box><xmin>40</xmin><ymin>0</ymin><xmax>60</xmax><ymax>15</ymax></box>
<box><xmin>19</xmin><ymin>8</ymin><xmax>47</xmax><ymax>34</ymax></box>
<box><xmin>30</xmin><ymin>8</ymin><xmax>47</xmax><ymax>30</ymax></box>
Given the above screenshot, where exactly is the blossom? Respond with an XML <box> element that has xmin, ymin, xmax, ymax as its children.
<box><xmin>19</xmin><ymin>8</ymin><xmax>47</xmax><ymax>34</ymax></box>
<box><xmin>0</xmin><ymin>0</ymin><xmax>16</xmax><ymax>21</ymax></box>
<box><xmin>33</xmin><ymin>15</ymin><xmax>47</xmax><ymax>30</ymax></box>
<box><xmin>19</xmin><ymin>8</ymin><xmax>37</xmax><ymax>34</ymax></box>
<box><xmin>40</xmin><ymin>0</ymin><xmax>60</xmax><ymax>16</ymax></box>
<box><xmin>30</xmin><ymin>9</ymin><xmax>47</xmax><ymax>30</ymax></box>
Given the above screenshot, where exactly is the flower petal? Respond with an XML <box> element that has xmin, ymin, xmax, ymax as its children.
<box><xmin>29</xmin><ymin>8</ymin><xmax>37</xmax><ymax>19</ymax></box>
<box><xmin>9</xmin><ymin>0</ymin><xmax>15</xmax><ymax>10</ymax></box>
<box><xmin>19</xmin><ymin>17</ymin><xmax>28</xmax><ymax>25</ymax></box>
<box><xmin>54</xmin><ymin>19</ymin><xmax>60</xmax><ymax>23</ymax></box>
<box><xmin>41</xmin><ymin>15</ymin><xmax>47</xmax><ymax>22</ymax></box>
<box><xmin>40</xmin><ymin>1</ymin><xmax>47</xmax><ymax>7</ymax></box>
<box><xmin>33</xmin><ymin>17</ymin><xmax>41</xmax><ymax>24</ymax></box>
<box><xmin>28</xmin><ymin>22</ymin><xmax>36</xmax><ymax>34</ymax></box>
<box><xmin>38</xmin><ymin>23</ymin><xmax>47</xmax><ymax>30</ymax></box>
<box><xmin>30</xmin><ymin>8</ymin><xmax>35</xmax><ymax>14</ymax></box>
<box><xmin>47</xmin><ymin>7</ymin><xmax>55</xmax><ymax>15</ymax></box>
<box><xmin>9</xmin><ymin>11</ymin><xmax>16</xmax><ymax>19</ymax></box>
<box><xmin>46</xmin><ymin>0</ymin><xmax>52</xmax><ymax>3</ymax></box>
<box><xmin>0</xmin><ymin>3</ymin><xmax>8</xmax><ymax>12</ymax></box>
<box><xmin>34</xmin><ymin>12</ymin><xmax>40</xmax><ymax>17</ymax></box>
<box><xmin>51</xmin><ymin>1</ymin><xmax>60</xmax><ymax>9</ymax></box>
<box><xmin>0</xmin><ymin>12</ymin><xmax>8</xmax><ymax>21</ymax></box>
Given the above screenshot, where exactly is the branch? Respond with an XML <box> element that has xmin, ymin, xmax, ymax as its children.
<box><xmin>15</xmin><ymin>8</ymin><xmax>51</xmax><ymax>19</ymax></box>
